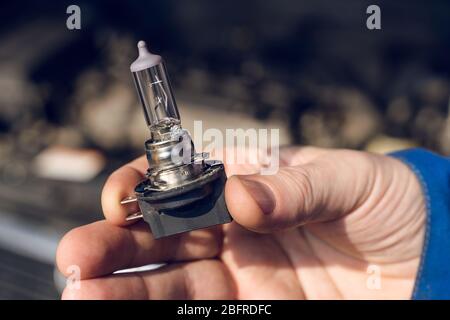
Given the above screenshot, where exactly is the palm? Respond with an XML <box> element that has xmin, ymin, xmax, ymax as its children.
<box><xmin>214</xmin><ymin>221</ymin><xmax>418</xmax><ymax>299</ymax></box>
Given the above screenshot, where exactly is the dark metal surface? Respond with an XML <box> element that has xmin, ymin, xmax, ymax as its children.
<box><xmin>0</xmin><ymin>247</ymin><xmax>59</xmax><ymax>300</ymax></box>
<box><xmin>139</xmin><ymin>165</ymin><xmax>231</xmax><ymax>239</ymax></box>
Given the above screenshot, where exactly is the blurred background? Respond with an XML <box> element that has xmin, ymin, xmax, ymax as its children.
<box><xmin>0</xmin><ymin>0</ymin><xmax>449</xmax><ymax>299</ymax></box>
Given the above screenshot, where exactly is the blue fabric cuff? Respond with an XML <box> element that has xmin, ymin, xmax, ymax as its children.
<box><xmin>389</xmin><ymin>148</ymin><xmax>450</xmax><ymax>300</ymax></box>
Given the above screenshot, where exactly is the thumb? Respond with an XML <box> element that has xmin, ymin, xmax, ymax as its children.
<box><xmin>225</xmin><ymin>154</ymin><xmax>374</xmax><ymax>232</ymax></box>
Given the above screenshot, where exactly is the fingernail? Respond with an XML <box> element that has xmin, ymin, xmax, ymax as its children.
<box><xmin>238</xmin><ymin>177</ymin><xmax>276</xmax><ymax>215</ymax></box>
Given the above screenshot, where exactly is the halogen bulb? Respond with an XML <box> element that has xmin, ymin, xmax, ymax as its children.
<box><xmin>130</xmin><ymin>41</ymin><xmax>181</xmax><ymax>140</ymax></box>
<box><xmin>124</xmin><ymin>41</ymin><xmax>232</xmax><ymax>239</ymax></box>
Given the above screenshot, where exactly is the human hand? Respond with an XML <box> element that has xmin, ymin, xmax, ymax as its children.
<box><xmin>57</xmin><ymin>146</ymin><xmax>425</xmax><ymax>299</ymax></box>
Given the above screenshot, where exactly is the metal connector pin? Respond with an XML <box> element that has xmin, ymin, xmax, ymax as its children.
<box><xmin>120</xmin><ymin>196</ymin><xmax>138</xmax><ymax>205</ymax></box>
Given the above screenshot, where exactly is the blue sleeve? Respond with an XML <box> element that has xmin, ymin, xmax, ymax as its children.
<box><xmin>389</xmin><ymin>148</ymin><xmax>450</xmax><ymax>300</ymax></box>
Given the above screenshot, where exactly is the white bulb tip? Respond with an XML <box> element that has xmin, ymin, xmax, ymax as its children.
<box><xmin>137</xmin><ymin>40</ymin><xmax>146</xmax><ymax>49</ymax></box>
<box><xmin>130</xmin><ymin>40</ymin><xmax>162</xmax><ymax>72</ymax></box>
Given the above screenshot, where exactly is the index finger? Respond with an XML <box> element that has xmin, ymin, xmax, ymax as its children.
<box><xmin>101</xmin><ymin>155</ymin><xmax>148</xmax><ymax>225</ymax></box>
